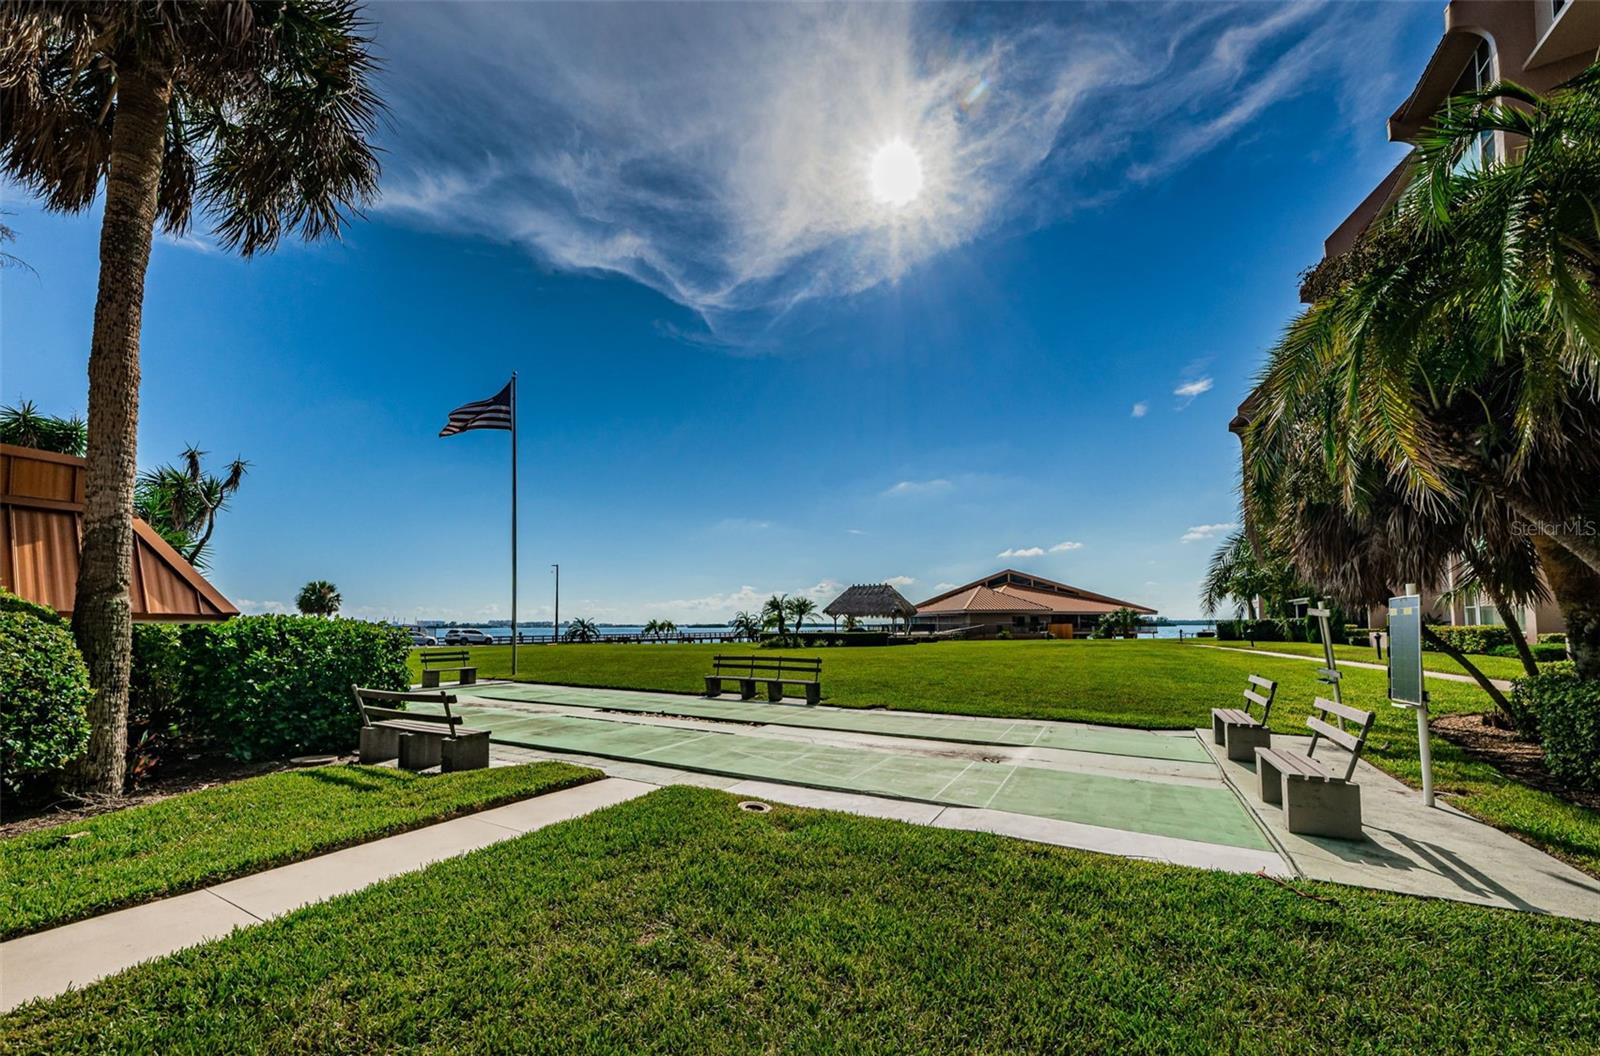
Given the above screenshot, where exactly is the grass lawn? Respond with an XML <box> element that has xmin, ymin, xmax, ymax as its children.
<box><xmin>0</xmin><ymin>761</ymin><xmax>598</xmax><ymax>939</ymax></box>
<box><xmin>415</xmin><ymin>639</ymin><xmax>1600</xmax><ymax>876</ymax></box>
<box><xmin>1192</xmin><ymin>637</ymin><xmax>1543</xmax><ymax>682</ymax></box>
<box><xmin>5</xmin><ymin>788</ymin><xmax>1596</xmax><ymax>1053</ymax></box>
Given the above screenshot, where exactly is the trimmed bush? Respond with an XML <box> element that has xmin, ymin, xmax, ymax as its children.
<box><xmin>1423</xmin><ymin>624</ymin><xmax>1515</xmax><ymax>655</ymax></box>
<box><xmin>0</xmin><ymin>609</ymin><xmax>92</xmax><ymax>794</ymax></box>
<box><xmin>1487</xmin><ymin>642</ymin><xmax>1570</xmax><ymax>663</ymax></box>
<box><xmin>0</xmin><ymin>589</ymin><xmax>63</xmax><ymax>625</ymax></box>
<box><xmin>179</xmin><ymin>616</ymin><xmax>411</xmax><ymax>761</ymax></box>
<box><xmin>1539</xmin><ymin>633</ymin><xmax>1568</xmax><ymax>645</ymax></box>
<box><xmin>1513</xmin><ymin>667</ymin><xmax>1600</xmax><ymax>790</ymax></box>
<box><xmin>127</xmin><ymin>624</ymin><xmax>193</xmax><ymax>778</ymax></box>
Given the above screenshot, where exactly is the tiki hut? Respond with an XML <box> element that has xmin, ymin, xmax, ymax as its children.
<box><xmin>823</xmin><ymin>583</ymin><xmax>918</xmax><ymax>632</ymax></box>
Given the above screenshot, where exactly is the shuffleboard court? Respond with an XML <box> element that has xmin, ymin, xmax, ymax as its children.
<box><xmin>425</xmin><ymin>703</ymin><xmax>1270</xmax><ymax>850</ymax></box>
<box><xmin>459</xmin><ymin>682</ymin><xmax>1211</xmax><ymax>763</ymax></box>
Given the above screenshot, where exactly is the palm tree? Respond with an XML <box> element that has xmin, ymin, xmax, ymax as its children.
<box><xmin>1242</xmin><ymin>66</ymin><xmax>1600</xmax><ymax>680</ymax></box>
<box><xmin>0</xmin><ymin>400</ymin><xmax>87</xmax><ymax>456</ymax></box>
<box><xmin>642</xmin><ymin>618</ymin><xmax>660</xmax><ymax>639</ymax></box>
<box><xmin>785</xmin><ymin>596</ymin><xmax>819</xmax><ymax>634</ymax></box>
<box><xmin>296</xmin><ymin>580</ymin><xmax>341</xmax><ymax>618</ymax></box>
<box><xmin>134</xmin><ymin>447</ymin><xmax>247</xmax><ymax>570</ymax></box>
<box><xmin>565</xmin><ymin>617</ymin><xmax>600</xmax><ymax>643</ymax></box>
<box><xmin>1201</xmin><ymin>530</ymin><xmax>1303</xmax><ymax>621</ymax></box>
<box><xmin>729</xmin><ymin>611</ymin><xmax>761</xmax><ymax>642</ymax></box>
<box><xmin>1</xmin><ymin>2</ymin><xmax>382</xmax><ymax>793</ymax></box>
<box><xmin>761</xmin><ymin>594</ymin><xmax>789</xmax><ymax>636</ymax></box>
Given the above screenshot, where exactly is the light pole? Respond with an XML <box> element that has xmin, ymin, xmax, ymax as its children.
<box><xmin>551</xmin><ymin>564</ymin><xmax>560</xmax><ymax>644</ymax></box>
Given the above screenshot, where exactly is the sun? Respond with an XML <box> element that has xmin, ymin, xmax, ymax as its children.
<box><xmin>868</xmin><ymin>138</ymin><xmax>924</xmax><ymax>207</ymax></box>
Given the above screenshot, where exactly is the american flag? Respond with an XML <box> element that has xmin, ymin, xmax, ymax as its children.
<box><xmin>439</xmin><ymin>380</ymin><xmax>513</xmax><ymax>436</ymax></box>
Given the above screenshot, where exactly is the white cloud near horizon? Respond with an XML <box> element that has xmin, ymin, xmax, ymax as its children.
<box><xmin>1181</xmin><ymin>522</ymin><xmax>1235</xmax><ymax>543</ymax></box>
<box><xmin>371</xmin><ymin>2</ymin><xmax>1414</xmax><ymax>341</ymax></box>
<box><xmin>883</xmin><ymin>478</ymin><xmax>953</xmax><ymax>497</ymax></box>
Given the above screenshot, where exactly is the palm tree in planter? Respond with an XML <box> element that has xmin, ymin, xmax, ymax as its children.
<box><xmin>761</xmin><ymin>594</ymin><xmax>790</xmax><ymax>637</ymax></box>
<box><xmin>565</xmin><ymin>617</ymin><xmax>600</xmax><ymax>643</ymax></box>
<box><xmin>785</xmin><ymin>596</ymin><xmax>820</xmax><ymax>636</ymax></box>
<box><xmin>296</xmin><ymin>580</ymin><xmax>341</xmax><ymax>618</ymax></box>
<box><xmin>1</xmin><ymin>2</ymin><xmax>382</xmax><ymax>793</ymax></box>
<box><xmin>729</xmin><ymin>611</ymin><xmax>761</xmax><ymax>642</ymax></box>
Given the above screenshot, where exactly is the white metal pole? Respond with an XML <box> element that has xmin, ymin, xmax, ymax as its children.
<box><xmin>1403</xmin><ymin>582</ymin><xmax>1433</xmax><ymax>807</ymax></box>
<box><xmin>510</xmin><ymin>373</ymin><xmax>518</xmax><ymax>677</ymax></box>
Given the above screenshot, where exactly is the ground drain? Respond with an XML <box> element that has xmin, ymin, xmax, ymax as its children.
<box><xmin>739</xmin><ymin>801</ymin><xmax>772</xmax><ymax>814</ymax></box>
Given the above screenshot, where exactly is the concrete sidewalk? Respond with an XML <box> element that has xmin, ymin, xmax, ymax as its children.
<box><xmin>0</xmin><ymin>777</ymin><xmax>651</xmax><ymax>1012</ymax></box>
<box><xmin>1195</xmin><ymin>644</ymin><xmax>1514</xmax><ymax>691</ymax></box>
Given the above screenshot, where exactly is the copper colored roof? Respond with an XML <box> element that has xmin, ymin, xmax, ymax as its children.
<box><xmin>1</xmin><ymin>444</ymin><xmax>237</xmax><ymax>621</ymax></box>
<box><xmin>916</xmin><ymin>569</ymin><xmax>1155</xmax><ymax>617</ymax></box>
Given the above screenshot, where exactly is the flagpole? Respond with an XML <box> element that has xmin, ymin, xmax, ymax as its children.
<box><xmin>510</xmin><ymin>372</ymin><xmax>518</xmax><ymax>677</ymax></box>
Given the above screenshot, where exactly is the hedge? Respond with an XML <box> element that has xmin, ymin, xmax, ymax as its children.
<box><xmin>1513</xmin><ymin>665</ymin><xmax>1600</xmax><ymax>791</ymax></box>
<box><xmin>1487</xmin><ymin>641</ymin><xmax>1570</xmax><ymax>663</ymax></box>
<box><xmin>176</xmin><ymin>616</ymin><xmax>412</xmax><ymax>761</ymax></box>
<box><xmin>1214</xmin><ymin>617</ymin><xmax>1348</xmax><ymax>645</ymax></box>
<box><xmin>1424</xmin><ymin>624</ymin><xmax>1516</xmax><ymax>655</ymax></box>
<box><xmin>0</xmin><ymin>608</ymin><xmax>91</xmax><ymax>794</ymax></box>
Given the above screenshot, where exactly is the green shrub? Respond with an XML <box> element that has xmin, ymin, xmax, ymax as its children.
<box><xmin>1513</xmin><ymin>669</ymin><xmax>1600</xmax><ymax>790</ymax></box>
<box><xmin>0</xmin><ymin>609</ymin><xmax>92</xmax><ymax>794</ymax></box>
<box><xmin>1214</xmin><ymin>620</ymin><xmax>1241</xmax><ymax>641</ymax></box>
<box><xmin>1424</xmin><ymin>624</ymin><xmax>1515</xmax><ymax>654</ymax></box>
<box><xmin>128</xmin><ymin>624</ymin><xmax>193</xmax><ymax>779</ymax></box>
<box><xmin>180</xmin><ymin>616</ymin><xmax>410</xmax><ymax>760</ymax></box>
<box><xmin>1539</xmin><ymin>632</ymin><xmax>1568</xmax><ymax>645</ymax></box>
<box><xmin>0</xmin><ymin>589</ymin><xmax>63</xmax><ymax>625</ymax></box>
<box><xmin>1487</xmin><ymin>642</ymin><xmax>1570</xmax><ymax>662</ymax></box>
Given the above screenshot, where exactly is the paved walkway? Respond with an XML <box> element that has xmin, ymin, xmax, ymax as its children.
<box><xmin>1195</xmin><ymin>644</ymin><xmax>1514</xmax><ymax>690</ymax></box>
<box><xmin>0</xmin><ymin>777</ymin><xmax>651</xmax><ymax>1012</ymax></box>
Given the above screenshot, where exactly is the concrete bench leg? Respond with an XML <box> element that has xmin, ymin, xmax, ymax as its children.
<box><xmin>421</xmin><ymin>669</ymin><xmax>441</xmax><ymax>689</ymax></box>
<box><xmin>1211</xmin><ymin>712</ymin><xmax>1228</xmax><ymax>746</ymax></box>
<box><xmin>397</xmin><ymin>732</ymin><xmax>443</xmax><ymax>771</ymax></box>
<box><xmin>805</xmin><ymin>683</ymin><xmax>821</xmax><ymax>707</ymax></box>
<box><xmin>1283</xmin><ymin>777</ymin><xmax>1363</xmax><ymax>839</ymax></box>
<box><xmin>704</xmin><ymin>676</ymin><xmax>723</xmax><ymax>697</ymax></box>
<box><xmin>766</xmin><ymin>680</ymin><xmax>784</xmax><ymax>703</ymax></box>
<box><xmin>1224</xmin><ymin>722</ymin><xmax>1271</xmax><ymax>763</ymax></box>
<box><xmin>441</xmin><ymin>732</ymin><xmax>491</xmax><ymax>772</ymax></box>
<box><xmin>739</xmin><ymin>679</ymin><xmax>758</xmax><ymax>701</ymax></box>
<box><xmin>359</xmin><ymin>725</ymin><xmax>400</xmax><ymax>764</ymax></box>
<box><xmin>1256</xmin><ymin>750</ymin><xmax>1285</xmax><ymax>806</ymax></box>
<box><xmin>459</xmin><ymin>667</ymin><xmax>478</xmax><ymax>686</ymax></box>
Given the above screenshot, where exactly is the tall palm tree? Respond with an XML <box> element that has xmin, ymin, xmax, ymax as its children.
<box><xmin>296</xmin><ymin>580</ymin><xmax>341</xmax><ymax>618</ymax></box>
<box><xmin>761</xmin><ymin>594</ymin><xmax>789</xmax><ymax>636</ymax></box>
<box><xmin>1201</xmin><ymin>529</ymin><xmax>1303</xmax><ymax>621</ymax></box>
<box><xmin>0</xmin><ymin>400</ymin><xmax>86</xmax><ymax>455</ymax></box>
<box><xmin>785</xmin><ymin>596</ymin><xmax>819</xmax><ymax>634</ymax></box>
<box><xmin>134</xmin><ymin>447</ymin><xmax>247</xmax><ymax>570</ymax></box>
<box><xmin>1</xmin><ymin>2</ymin><xmax>381</xmax><ymax>793</ymax></box>
<box><xmin>1242</xmin><ymin>65</ymin><xmax>1600</xmax><ymax>681</ymax></box>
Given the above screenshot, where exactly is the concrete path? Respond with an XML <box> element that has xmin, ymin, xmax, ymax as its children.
<box><xmin>1195</xmin><ymin>644</ymin><xmax>1514</xmax><ymax>691</ymax></box>
<box><xmin>0</xmin><ymin>777</ymin><xmax>650</xmax><ymax>1012</ymax></box>
<box><xmin>1196</xmin><ymin>732</ymin><xmax>1600</xmax><ymax>921</ymax></box>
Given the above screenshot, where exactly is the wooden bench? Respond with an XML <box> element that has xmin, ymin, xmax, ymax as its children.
<box><xmin>352</xmin><ymin>685</ymin><xmax>491</xmax><ymax>772</ymax></box>
<box><xmin>1254</xmin><ymin>697</ymin><xmax>1376</xmax><ymax>839</ymax></box>
<box><xmin>418</xmin><ymin>649</ymin><xmax>477</xmax><ymax>688</ymax></box>
<box><xmin>1211</xmin><ymin>674</ymin><xmax>1278</xmax><ymax>762</ymax></box>
<box><xmin>705</xmin><ymin>655</ymin><xmax>823</xmax><ymax>706</ymax></box>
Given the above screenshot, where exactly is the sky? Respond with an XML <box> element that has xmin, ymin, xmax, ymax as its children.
<box><xmin>1</xmin><ymin>1</ymin><xmax>1442</xmax><ymax>624</ymax></box>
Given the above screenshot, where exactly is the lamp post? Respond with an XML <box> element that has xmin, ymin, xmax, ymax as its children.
<box><xmin>551</xmin><ymin>564</ymin><xmax>560</xmax><ymax>644</ymax></box>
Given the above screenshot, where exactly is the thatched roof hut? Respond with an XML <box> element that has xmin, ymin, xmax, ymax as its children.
<box><xmin>824</xmin><ymin>583</ymin><xmax>918</xmax><ymax>623</ymax></box>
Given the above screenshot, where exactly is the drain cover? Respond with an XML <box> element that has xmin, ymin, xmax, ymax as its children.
<box><xmin>738</xmin><ymin>800</ymin><xmax>772</xmax><ymax>814</ymax></box>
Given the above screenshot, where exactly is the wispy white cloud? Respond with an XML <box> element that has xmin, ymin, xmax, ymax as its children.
<box><xmin>235</xmin><ymin>597</ymin><xmax>291</xmax><ymax>615</ymax></box>
<box><xmin>715</xmin><ymin>517</ymin><xmax>771</xmax><ymax>531</ymax></box>
<box><xmin>372</xmin><ymin>2</ymin><xmax>1414</xmax><ymax>341</ymax></box>
<box><xmin>935</xmin><ymin>581</ymin><xmax>957</xmax><ymax>591</ymax></box>
<box><xmin>1181</xmin><ymin>522</ymin><xmax>1235</xmax><ymax>543</ymax></box>
<box><xmin>1049</xmin><ymin>541</ymin><xmax>1084</xmax><ymax>552</ymax></box>
<box><xmin>1173</xmin><ymin>376</ymin><xmax>1213</xmax><ymax>408</ymax></box>
<box><xmin>883</xmin><ymin>478</ymin><xmax>953</xmax><ymax>498</ymax></box>
<box><xmin>998</xmin><ymin>546</ymin><xmax>1046</xmax><ymax>558</ymax></box>
<box><xmin>1131</xmin><ymin>401</ymin><xmax>1149</xmax><ymax>418</ymax></box>
<box><xmin>884</xmin><ymin>575</ymin><xmax>916</xmax><ymax>587</ymax></box>
<box><xmin>846</xmin><ymin>528</ymin><xmax>866</xmax><ymax>535</ymax></box>
<box><xmin>641</xmin><ymin>579</ymin><xmax>844</xmax><ymax>622</ymax></box>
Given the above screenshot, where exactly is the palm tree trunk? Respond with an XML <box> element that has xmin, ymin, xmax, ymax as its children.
<box><xmin>1532</xmin><ymin>535</ymin><xmax>1600</xmax><ymax>681</ymax></box>
<box><xmin>1467</xmin><ymin>561</ymin><xmax>1540</xmax><ymax>679</ymax></box>
<box><xmin>71</xmin><ymin>66</ymin><xmax>172</xmax><ymax>796</ymax></box>
<box><xmin>1421</xmin><ymin>624</ymin><xmax>1522</xmax><ymax>727</ymax></box>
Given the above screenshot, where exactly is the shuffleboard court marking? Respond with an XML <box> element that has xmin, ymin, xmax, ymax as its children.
<box><xmin>931</xmin><ymin>760</ymin><xmax>977</xmax><ymax>799</ymax></box>
<box><xmin>459</xmin><ymin>682</ymin><xmax>1209</xmax><ymax>763</ymax></box>
<box><xmin>983</xmin><ymin>765</ymin><xmax>1020</xmax><ymax>809</ymax></box>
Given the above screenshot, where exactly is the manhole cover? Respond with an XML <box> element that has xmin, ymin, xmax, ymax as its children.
<box><xmin>738</xmin><ymin>801</ymin><xmax>772</xmax><ymax>814</ymax></box>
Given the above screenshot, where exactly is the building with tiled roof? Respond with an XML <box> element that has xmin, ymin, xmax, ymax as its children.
<box><xmin>911</xmin><ymin>569</ymin><xmax>1154</xmax><ymax>638</ymax></box>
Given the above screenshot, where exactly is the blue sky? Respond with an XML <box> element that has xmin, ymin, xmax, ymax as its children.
<box><xmin>2</xmin><ymin>1</ymin><xmax>1440</xmax><ymax>623</ymax></box>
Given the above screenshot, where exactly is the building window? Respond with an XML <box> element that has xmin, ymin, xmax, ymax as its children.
<box><xmin>1554</xmin><ymin>0</ymin><xmax>1569</xmax><ymax>17</ymax></box>
<box><xmin>1450</xmin><ymin>36</ymin><xmax>1498</xmax><ymax>172</ymax></box>
<box><xmin>1461</xmin><ymin>592</ymin><xmax>1502</xmax><ymax>627</ymax></box>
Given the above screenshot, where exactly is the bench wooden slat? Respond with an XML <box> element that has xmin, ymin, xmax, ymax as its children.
<box><xmin>362</xmin><ymin>705</ymin><xmax>462</xmax><ymax>727</ymax></box>
<box><xmin>1213</xmin><ymin>708</ymin><xmax>1256</xmax><ymax>726</ymax></box>
<box><xmin>354</xmin><ymin>687</ymin><xmax>456</xmax><ymax>705</ymax></box>
<box><xmin>1305</xmin><ymin>715</ymin><xmax>1363</xmax><ymax>754</ymax></box>
<box><xmin>1257</xmin><ymin>747</ymin><xmax>1335</xmax><ymax>780</ymax></box>
<box><xmin>1242</xmin><ymin>689</ymin><xmax>1269</xmax><ymax>708</ymax></box>
<box><xmin>1247</xmin><ymin>674</ymin><xmax>1275</xmax><ymax>690</ymax></box>
<box><xmin>1314</xmin><ymin>696</ymin><xmax>1373</xmax><ymax>726</ymax></box>
<box><xmin>420</xmin><ymin>650</ymin><xmax>473</xmax><ymax>669</ymax></box>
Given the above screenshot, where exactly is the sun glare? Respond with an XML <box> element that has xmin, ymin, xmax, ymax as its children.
<box><xmin>868</xmin><ymin>138</ymin><xmax>924</xmax><ymax>207</ymax></box>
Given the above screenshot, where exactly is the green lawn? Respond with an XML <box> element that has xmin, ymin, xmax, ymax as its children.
<box><xmin>5</xmin><ymin>788</ymin><xmax>1596</xmax><ymax>1053</ymax></box>
<box><xmin>0</xmin><ymin>761</ymin><xmax>599</xmax><ymax>939</ymax></box>
<box><xmin>416</xmin><ymin>639</ymin><xmax>1600</xmax><ymax>876</ymax></box>
<box><xmin>1192</xmin><ymin>637</ymin><xmax>1542</xmax><ymax>681</ymax></box>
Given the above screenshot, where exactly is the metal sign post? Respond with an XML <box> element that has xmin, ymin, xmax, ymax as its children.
<box><xmin>1290</xmin><ymin>598</ymin><xmax>1343</xmax><ymax>708</ymax></box>
<box><xmin>1387</xmin><ymin>589</ymin><xmax>1433</xmax><ymax>807</ymax></box>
